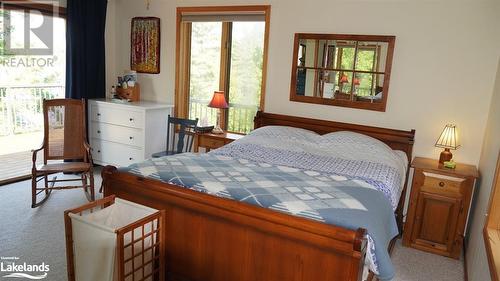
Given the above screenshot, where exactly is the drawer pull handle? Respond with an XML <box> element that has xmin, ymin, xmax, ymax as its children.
<box><xmin>439</xmin><ymin>181</ymin><xmax>445</xmax><ymax>187</ymax></box>
<box><xmin>129</xmin><ymin>136</ymin><xmax>133</xmax><ymax>140</ymax></box>
<box><xmin>129</xmin><ymin>118</ymin><xmax>134</xmax><ymax>122</ymax></box>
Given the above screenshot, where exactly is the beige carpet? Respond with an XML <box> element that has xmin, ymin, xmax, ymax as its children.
<box><xmin>0</xmin><ymin>168</ymin><xmax>464</xmax><ymax>281</ymax></box>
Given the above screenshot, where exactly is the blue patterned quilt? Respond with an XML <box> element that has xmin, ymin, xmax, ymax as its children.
<box><xmin>121</xmin><ymin>153</ymin><xmax>399</xmax><ymax>280</ymax></box>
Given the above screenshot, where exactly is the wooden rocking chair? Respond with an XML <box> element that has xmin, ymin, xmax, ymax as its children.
<box><xmin>31</xmin><ymin>99</ymin><xmax>95</xmax><ymax>208</ymax></box>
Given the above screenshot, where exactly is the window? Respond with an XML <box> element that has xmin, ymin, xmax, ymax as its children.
<box><xmin>484</xmin><ymin>152</ymin><xmax>500</xmax><ymax>281</ymax></box>
<box><xmin>0</xmin><ymin>4</ymin><xmax>66</xmax><ymax>181</ymax></box>
<box><xmin>175</xmin><ymin>6</ymin><xmax>270</xmax><ymax>134</ymax></box>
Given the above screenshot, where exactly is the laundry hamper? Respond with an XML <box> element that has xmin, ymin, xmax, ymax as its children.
<box><xmin>64</xmin><ymin>195</ymin><xmax>165</xmax><ymax>281</ymax></box>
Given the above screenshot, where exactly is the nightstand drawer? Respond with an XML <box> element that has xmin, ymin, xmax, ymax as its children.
<box><xmin>421</xmin><ymin>172</ymin><xmax>465</xmax><ymax>196</ymax></box>
<box><xmin>198</xmin><ymin>137</ymin><xmax>225</xmax><ymax>149</ymax></box>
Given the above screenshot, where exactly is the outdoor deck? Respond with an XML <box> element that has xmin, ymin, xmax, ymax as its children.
<box><xmin>0</xmin><ymin>85</ymin><xmax>64</xmax><ymax>184</ymax></box>
<box><xmin>0</xmin><ymin>132</ymin><xmax>43</xmax><ymax>184</ymax></box>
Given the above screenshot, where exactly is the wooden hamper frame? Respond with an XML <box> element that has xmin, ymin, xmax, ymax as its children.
<box><xmin>64</xmin><ymin>195</ymin><xmax>166</xmax><ymax>281</ymax></box>
<box><xmin>102</xmin><ymin>111</ymin><xmax>415</xmax><ymax>281</ymax></box>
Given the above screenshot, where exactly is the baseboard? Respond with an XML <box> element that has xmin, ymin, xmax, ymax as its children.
<box><xmin>463</xmin><ymin>239</ymin><xmax>469</xmax><ymax>281</ymax></box>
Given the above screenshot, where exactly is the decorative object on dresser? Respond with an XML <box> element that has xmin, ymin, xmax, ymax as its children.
<box><xmin>88</xmin><ymin>99</ymin><xmax>173</xmax><ymax>167</ymax></box>
<box><xmin>403</xmin><ymin>157</ymin><xmax>478</xmax><ymax>259</ymax></box>
<box><xmin>208</xmin><ymin>91</ymin><xmax>229</xmax><ymax>134</ymax></box>
<box><xmin>435</xmin><ymin>124</ymin><xmax>460</xmax><ymax>165</ymax></box>
<box><xmin>31</xmin><ymin>99</ymin><xmax>95</xmax><ymax>208</ymax></box>
<box><xmin>116</xmin><ymin>83</ymin><xmax>141</xmax><ymax>101</ymax></box>
<box><xmin>193</xmin><ymin>131</ymin><xmax>244</xmax><ymax>153</ymax></box>
<box><xmin>151</xmin><ymin>115</ymin><xmax>198</xmax><ymax>158</ymax></box>
<box><xmin>131</xmin><ymin>17</ymin><xmax>161</xmax><ymax>74</ymax></box>
<box><xmin>290</xmin><ymin>33</ymin><xmax>396</xmax><ymax>112</ymax></box>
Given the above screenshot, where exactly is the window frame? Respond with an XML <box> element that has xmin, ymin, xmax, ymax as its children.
<box><xmin>1</xmin><ymin>0</ymin><xmax>66</xmax><ymax>18</ymax></box>
<box><xmin>484</xmin><ymin>151</ymin><xmax>500</xmax><ymax>281</ymax></box>
<box><xmin>174</xmin><ymin>5</ymin><xmax>271</xmax><ymax>132</ymax></box>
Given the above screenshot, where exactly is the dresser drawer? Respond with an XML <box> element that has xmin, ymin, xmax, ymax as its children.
<box><xmin>421</xmin><ymin>172</ymin><xmax>466</xmax><ymax>197</ymax></box>
<box><xmin>91</xmin><ymin>139</ymin><xmax>143</xmax><ymax>167</ymax></box>
<box><xmin>91</xmin><ymin>105</ymin><xmax>144</xmax><ymax>129</ymax></box>
<box><xmin>91</xmin><ymin>122</ymin><xmax>144</xmax><ymax>147</ymax></box>
<box><xmin>198</xmin><ymin>137</ymin><xmax>225</xmax><ymax>149</ymax></box>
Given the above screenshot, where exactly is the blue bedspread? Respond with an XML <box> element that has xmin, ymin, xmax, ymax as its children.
<box><xmin>121</xmin><ymin>153</ymin><xmax>399</xmax><ymax>280</ymax></box>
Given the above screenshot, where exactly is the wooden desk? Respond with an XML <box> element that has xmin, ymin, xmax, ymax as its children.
<box><xmin>193</xmin><ymin>131</ymin><xmax>244</xmax><ymax>153</ymax></box>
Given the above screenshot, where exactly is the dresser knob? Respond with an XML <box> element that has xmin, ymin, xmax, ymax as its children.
<box><xmin>439</xmin><ymin>181</ymin><xmax>445</xmax><ymax>187</ymax></box>
<box><xmin>97</xmin><ymin>113</ymin><xmax>101</xmax><ymax>116</ymax></box>
<box><xmin>129</xmin><ymin>118</ymin><xmax>134</xmax><ymax>122</ymax></box>
<box><xmin>97</xmin><ymin>130</ymin><xmax>101</xmax><ymax>134</ymax></box>
<box><xmin>129</xmin><ymin>157</ymin><xmax>133</xmax><ymax>160</ymax></box>
<box><xmin>97</xmin><ymin>150</ymin><xmax>101</xmax><ymax>153</ymax></box>
<box><xmin>129</xmin><ymin>136</ymin><xmax>133</xmax><ymax>140</ymax></box>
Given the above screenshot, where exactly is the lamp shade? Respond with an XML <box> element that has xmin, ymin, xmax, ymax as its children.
<box><xmin>435</xmin><ymin>124</ymin><xmax>460</xmax><ymax>150</ymax></box>
<box><xmin>340</xmin><ymin>75</ymin><xmax>349</xmax><ymax>84</ymax></box>
<box><xmin>208</xmin><ymin>91</ymin><xmax>228</xmax><ymax>109</ymax></box>
<box><xmin>353</xmin><ymin>77</ymin><xmax>360</xmax><ymax>86</ymax></box>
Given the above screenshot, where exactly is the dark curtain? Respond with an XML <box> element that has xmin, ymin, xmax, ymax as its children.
<box><xmin>65</xmin><ymin>0</ymin><xmax>107</xmax><ymax>99</ymax></box>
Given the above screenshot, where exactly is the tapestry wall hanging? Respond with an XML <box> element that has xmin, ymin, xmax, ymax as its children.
<box><xmin>131</xmin><ymin>17</ymin><xmax>161</xmax><ymax>74</ymax></box>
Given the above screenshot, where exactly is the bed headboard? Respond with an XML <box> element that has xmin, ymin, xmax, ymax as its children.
<box><xmin>254</xmin><ymin>111</ymin><xmax>416</xmax><ymax>161</ymax></box>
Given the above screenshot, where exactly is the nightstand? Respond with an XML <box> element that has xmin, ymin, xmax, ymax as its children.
<box><xmin>193</xmin><ymin>131</ymin><xmax>244</xmax><ymax>153</ymax></box>
<box><xmin>403</xmin><ymin>157</ymin><xmax>478</xmax><ymax>259</ymax></box>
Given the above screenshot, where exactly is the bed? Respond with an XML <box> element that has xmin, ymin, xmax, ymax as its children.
<box><xmin>102</xmin><ymin>111</ymin><xmax>415</xmax><ymax>281</ymax></box>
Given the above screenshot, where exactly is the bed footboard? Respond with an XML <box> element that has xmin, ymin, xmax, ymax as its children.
<box><xmin>102</xmin><ymin>166</ymin><xmax>367</xmax><ymax>281</ymax></box>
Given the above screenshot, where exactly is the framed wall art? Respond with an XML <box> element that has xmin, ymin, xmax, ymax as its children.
<box><xmin>131</xmin><ymin>17</ymin><xmax>161</xmax><ymax>74</ymax></box>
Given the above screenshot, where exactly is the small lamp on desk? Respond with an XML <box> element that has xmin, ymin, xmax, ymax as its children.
<box><xmin>435</xmin><ymin>124</ymin><xmax>460</xmax><ymax>166</ymax></box>
<box><xmin>208</xmin><ymin>91</ymin><xmax>228</xmax><ymax>134</ymax></box>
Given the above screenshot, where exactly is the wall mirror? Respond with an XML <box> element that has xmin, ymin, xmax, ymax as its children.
<box><xmin>290</xmin><ymin>33</ymin><xmax>395</xmax><ymax>111</ymax></box>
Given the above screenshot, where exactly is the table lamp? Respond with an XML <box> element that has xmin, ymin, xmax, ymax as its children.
<box><xmin>208</xmin><ymin>91</ymin><xmax>228</xmax><ymax>134</ymax></box>
<box><xmin>435</xmin><ymin>124</ymin><xmax>460</xmax><ymax>165</ymax></box>
<box><xmin>339</xmin><ymin>74</ymin><xmax>349</xmax><ymax>93</ymax></box>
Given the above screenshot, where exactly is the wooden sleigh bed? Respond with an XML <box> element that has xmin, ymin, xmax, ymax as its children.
<box><xmin>102</xmin><ymin>111</ymin><xmax>415</xmax><ymax>281</ymax></box>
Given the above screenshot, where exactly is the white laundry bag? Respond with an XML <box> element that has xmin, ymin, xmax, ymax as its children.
<box><xmin>65</xmin><ymin>196</ymin><xmax>164</xmax><ymax>281</ymax></box>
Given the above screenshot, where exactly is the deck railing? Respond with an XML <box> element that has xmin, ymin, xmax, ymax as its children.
<box><xmin>0</xmin><ymin>85</ymin><xmax>65</xmax><ymax>136</ymax></box>
<box><xmin>189</xmin><ymin>99</ymin><xmax>258</xmax><ymax>134</ymax></box>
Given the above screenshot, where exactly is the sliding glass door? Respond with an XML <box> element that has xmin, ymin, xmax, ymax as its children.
<box><xmin>227</xmin><ymin>22</ymin><xmax>265</xmax><ymax>133</ymax></box>
<box><xmin>0</xmin><ymin>7</ymin><xmax>66</xmax><ymax>182</ymax></box>
<box><xmin>185</xmin><ymin>20</ymin><xmax>266</xmax><ymax>134</ymax></box>
<box><xmin>188</xmin><ymin>22</ymin><xmax>222</xmax><ymax>128</ymax></box>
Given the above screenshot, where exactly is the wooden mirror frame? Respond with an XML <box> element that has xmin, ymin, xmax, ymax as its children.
<box><xmin>289</xmin><ymin>33</ymin><xmax>395</xmax><ymax>112</ymax></box>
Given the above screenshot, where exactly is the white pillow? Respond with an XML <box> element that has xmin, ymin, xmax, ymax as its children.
<box><xmin>320</xmin><ymin>131</ymin><xmax>394</xmax><ymax>153</ymax></box>
<box><xmin>249</xmin><ymin>126</ymin><xmax>320</xmax><ymax>143</ymax></box>
<box><xmin>318</xmin><ymin>131</ymin><xmax>404</xmax><ymax>175</ymax></box>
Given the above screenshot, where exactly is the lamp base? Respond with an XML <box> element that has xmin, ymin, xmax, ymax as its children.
<box><xmin>439</xmin><ymin>148</ymin><xmax>453</xmax><ymax>164</ymax></box>
<box><xmin>212</xmin><ymin>126</ymin><xmax>224</xmax><ymax>134</ymax></box>
<box><xmin>212</xmin><ymin>109</ymin><xmax>224</xmax><ymax>134</ymax></box>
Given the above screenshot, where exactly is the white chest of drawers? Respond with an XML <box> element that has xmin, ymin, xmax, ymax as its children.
<box><xmin>88</xmin><ymin>99</ymin><xmax>173</xmax><ymax>167</ymax></box>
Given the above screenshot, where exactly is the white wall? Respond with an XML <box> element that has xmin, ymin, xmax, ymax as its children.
<box><xmin>109</xmin><ymin>0</ymin><xmax>500</xmax><ymax>165</ymax></box>
<box><xmin>466</xmin><ymin>59</ymin><xmax>500</xmax><ymax>281</ymax></box>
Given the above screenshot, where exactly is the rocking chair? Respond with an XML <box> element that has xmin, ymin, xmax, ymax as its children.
<box><xmin>31</xmin><ymin>99</ymin><xmax>95</xmax><ymax>208</ymax></box>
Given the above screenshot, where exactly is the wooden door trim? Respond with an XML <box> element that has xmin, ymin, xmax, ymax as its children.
<box><xmin>175</xmin><ymin>5</ymin><xmax>271</xmax><ymax>118</ymax></box>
